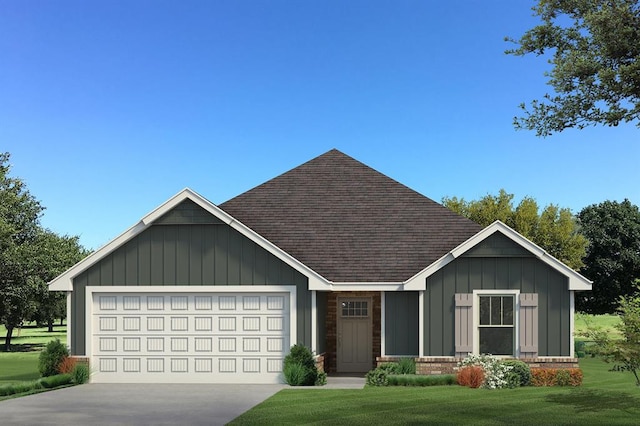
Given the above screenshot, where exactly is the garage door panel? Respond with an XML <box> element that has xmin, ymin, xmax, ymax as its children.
<box><xmin>91</xmin><ymin>291</ymin><xmax>290</xmax><ymax>383</ymax></box>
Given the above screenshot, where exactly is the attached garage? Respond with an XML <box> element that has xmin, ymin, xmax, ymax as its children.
<box><xmin>50</xmin><ymin>189</ymin><xmax>317</xmax><ymax>384</ymax></box>
<box><xmin>88</xmin><ymin>287</ymin><xmax>295</xmax><ymax>383</ymax></box>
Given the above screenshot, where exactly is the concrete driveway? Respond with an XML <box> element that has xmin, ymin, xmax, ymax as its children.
<box><xmin>0</xmin><ymin>383</ymin><xmax>285</xmax><ymax>425</ymax></box>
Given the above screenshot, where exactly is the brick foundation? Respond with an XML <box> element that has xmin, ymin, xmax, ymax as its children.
<box><xmin>377</xmin><ymin>356</ymin><xmax>580</xmax><ymax>375</ymax></box>
<box><xmin>325</xmin><ymin>291</ymin><xmax>381</xmax><ymax>373</ymax></box>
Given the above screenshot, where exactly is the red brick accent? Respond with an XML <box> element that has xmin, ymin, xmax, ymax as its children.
<box><xmin>325</xmin><ymin>291</ymin><xmax>381</xmax><ymax>373</ymax></box>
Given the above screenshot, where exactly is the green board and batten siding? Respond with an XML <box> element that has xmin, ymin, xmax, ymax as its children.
<box><xmin>385</xmin><ymin>292</ymin><xmax>419</xmax><ymax>356</ymax></box>
<box><xmin>70</xmin><ymin>200</ymin><xmax>312</xmax><ymax>356</ymax></box>
<box><xmin>423</xmin><ymin>232</ymin><xmax>571</xmax><ymax>357</ymax></box>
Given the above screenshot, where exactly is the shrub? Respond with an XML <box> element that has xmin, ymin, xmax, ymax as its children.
<box><xmin>530</xmin><ymin>368</ymin><xmax>582</xmax><ymax>387</ymax></box>
<box><xmin>458</xmin><ymin>354</ymin><xmax>513</xmax><ymax>389</ymax></box>
<box><xmin>555</xmin><ymin>369</ymin><xmax>571</xmax><ymax>386</ymax></box>
<box><xmin>387</xmin><ymin>374</ymin><xmax>457</xmax><ymax>387</ymax></box>
<box><xmin>58</xmin><ymin>356</ymin><xmax>77</xmax><ymax>374</ymax></box>
<box><xmin>366</xmin><ymin>366</ymin><xmax>390</xmax><ymax>386</ymax></box>
<box><xmin>0</xmin><ymin>382</ymin><xmax>36</xmax><ymax>397</ymax></box>
<box><xmin>457</xmin><ymin>366</ymin><xmax>485</xmax><ymax>388</ymax></box>
<box><xmin>574</xmin><ymin>340</ymin><xmax>586</xmax><ymax>358</ymax></box>
<box><xmin>38</xmin><ymin>374</ymin><xmax>73</xmax><ymax>389</ymax></box>
<box><xmin>39</xmin><ymin>339</ymin><xmax>69</xmax><ymax>377</ymax></box>
<box><xmin>396</xmin><ymin>358</ymin><xmax>416</xmax><ymax>375</ymax></box>
<box><xmin>72</xmin><ymin>362</ymin><xmax>90</xmax><ymax>384</ymax></box>
<box><xmin>283</xmin><ymin>344</ymin><xmax>318</xmax><ymax>386</ymax></box>
<box><xmin>283</xmin><ymin>362</ymin><xmax>312</xmax><ymax>386</ymax></box>
<box><xmin>501</xmin><ymin>360</ymin><xmax>532</xmax><ymax>387</ymax></box>
<box><xmin>567</xmin><ymin>368</ymin><xmax>584</xmax><ymax>386</ymax></box>
<box><xmin>531</xmin><ymin>368</ymin><xmax>557</xmax><ymax>386</ymax></box>
<box><xmin>315</xmin><ymin>371</ymin><xmax>327</xmax><ymax>386</ymax></box>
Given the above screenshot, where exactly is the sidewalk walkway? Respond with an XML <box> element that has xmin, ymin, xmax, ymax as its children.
<box><xmin>324</xmin><ymin>375</ymin><xmax>366</xmax><ymax>389</ymax></box>
<box><xmin>286</xmin><ymin>375</ymin><xmax>366</xmax><ymax>390</ymax></box>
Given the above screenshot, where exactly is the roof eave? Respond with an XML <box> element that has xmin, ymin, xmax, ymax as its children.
<box><xmin>49</xmin><ymin>188</ymin><xmax>332</xmax><ymax>292</ymax></box>
<box><xmin>404</xmin><ymin>221</ymin><xmax>592</xmax><ymax>292</ymax></box>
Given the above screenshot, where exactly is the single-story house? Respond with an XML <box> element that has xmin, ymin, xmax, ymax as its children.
<box><xmin>49</xmin><ymin>149</ymin><xmax>591</xmax><ymax>383</ymax></box>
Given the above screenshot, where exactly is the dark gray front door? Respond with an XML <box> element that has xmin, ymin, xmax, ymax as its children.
<box><xmin>336</xmin><ymin>297</ymin><xmax>372</xmax><ymax>372</ymax></box>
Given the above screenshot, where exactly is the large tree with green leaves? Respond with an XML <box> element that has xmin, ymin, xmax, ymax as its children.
<box><xmin>28</xmin><ymin>230</ymin><xmax>88</xmax><ymax>332</ymax></box>
<box><xmin>506</xmin><ymin>0</ymin><xmax>640</xmax><ymax>136</ymax></box>
<box><xmin>0</xmin><ymin>152</ymin><xmax>43</xmax><ymax>350</ymax></box>
<box><xmin>443</xmin><ymin>189</ymin><xmax>587</xmax><ymax>270</ymax></box>
<box><xmin>577</xmin><ymin>199</ymin><xmax>640</xmax><ymax>314</ymax></box>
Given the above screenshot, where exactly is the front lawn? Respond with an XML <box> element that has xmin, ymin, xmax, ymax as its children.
<box><xmin>574</xmin><ymin>313</ymin><xmax>621</xmax><ymax>339</ymax></box>
<box><xmin>0</xmin><ymin>325</ymin><xmax>66</xmax><ymax>385</ymax></box>
<box><xmin>230</xmin><ymin>358</ymin><xmax>640</xmax><ymax>425</ymax></box>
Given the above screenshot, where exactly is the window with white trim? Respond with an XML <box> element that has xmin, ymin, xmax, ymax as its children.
<box><xmin>341</xmin><ymin>301</ymin><xmax>369</xmax><ymax>317</ymax></box>
<box><xmin>478</xmin><ymin>295</ymin><xmax>514</xmax><ymax>356</ymax></box>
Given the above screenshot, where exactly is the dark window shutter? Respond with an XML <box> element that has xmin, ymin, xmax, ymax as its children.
<box><xmin>455</xmin><ymin>294</ymin><xmax>473</xmax><ymax>357</ymax></box>
<box><xmin>519</xmin><ymin>293</ymin><xmax>538</xmax><ymax>358</ymax></box>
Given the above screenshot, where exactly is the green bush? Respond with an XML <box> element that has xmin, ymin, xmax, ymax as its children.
<box><xmin>0</xmin><ymin>374</ymin><xmax>73</xmax><ymax>398</ymax></box>
<box><xmin>555</xmin><ymin>369</ymin><xmax>571</xmax><ymax>386</ymax></box>
<box><xmin>38</xmin><ymin>339</ymin><xmax>69</xmax><ymax>377</ymax></box>
<box><xmin>315</xmin><ymin>371</ymin><xmax>327</xmax><ymax>386</ymax></box>
<box><xmin>396</xmin><ymin>358</ymin><xmax>416</xmax><ymax>375</ymax></box>
<box><xmin>0</xmin><ymin>382</ymin><xmax>36</xmax><ymax>397</ymax></box>
<box><xmin>575</xmin><ymin>340</ymin><xmax>586</xmax><ymax>358</ymax></box>
<box><xmin>283</xmin><ymin>344</ymin><xmax>318</xmax><ymax>386</ymax></box>
<box><xmin>501</xmin><ymin>360</ymin><xmax>532</xmax><ymax>387</ymax></box>
<box><xmin>283</xmin><ymin>362</ymin><xmax>312</xmax><ymax>386</ymax></box>
<box><xmin>366</xmin><ymin>366</ymin><xmax>390</xmax><ymax>386</ymax></box>
<box><xmin>387</xmin><ymin>374</ymin><xmax>456</xmax><ymax>387</ymax></box>
<box><xmin>39</xmin><ymin>374</ymin><xmax>73</xmax><ymax>389</ymax></box>
<box><xmin>72</xmin><ymin>363</ymin><xmax>90</xmax><ymax>384</ymax></box>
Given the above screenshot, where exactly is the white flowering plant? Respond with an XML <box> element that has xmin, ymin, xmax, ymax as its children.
<box><xmin>458</xmin><ymin>354</ymin><xmax>513</xmax><ymax>389</ymax></box>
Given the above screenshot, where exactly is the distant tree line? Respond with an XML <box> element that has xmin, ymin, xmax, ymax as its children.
<box><xmin>443</xmin><ymin>190</ymin><xmax>640</xmax><ymax>315</ymax></box>
<box><xmin>1</xmin><ymin>152</ymin><xmax>89</xmax><ymax>351</ymax></box>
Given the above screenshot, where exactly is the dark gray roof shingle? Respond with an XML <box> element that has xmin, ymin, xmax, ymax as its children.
<box><xmin>220</xmin><ymin>149</ymin><xmax>482</xmax><ymax>282</ymax></box>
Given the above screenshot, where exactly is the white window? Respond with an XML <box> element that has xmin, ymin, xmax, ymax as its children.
<box><xmin>456</xmin><ymin>291</ymin><xmax>538</xmax><ymax>359</ymax></box>
<box><xmin>478</xmin><ymin>295</ymin><xmax>514</xmax><ymax>355</ymax></box>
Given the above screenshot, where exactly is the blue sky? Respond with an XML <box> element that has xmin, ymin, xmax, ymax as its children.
<box><xmin>2</xmin><ymin>0</ymin><xmax>638</xmax><ymax>251</ymax></box>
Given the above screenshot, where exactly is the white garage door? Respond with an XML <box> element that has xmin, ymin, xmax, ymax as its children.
<box><xmin>89</xmin><ymin>289</ymin><xmax>292</xmax><ymax>384</ymax></box>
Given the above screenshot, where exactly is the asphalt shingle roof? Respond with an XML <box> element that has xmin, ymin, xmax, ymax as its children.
<box><xmin>220</xmin><ymin>149</ymin><xmax>482</xmax><ymax>282</ymax></box>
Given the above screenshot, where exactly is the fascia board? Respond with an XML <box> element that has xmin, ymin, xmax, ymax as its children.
<box><xmin>49</xmin><ymin>188</ymin><xmax>332</xmax><ymax>292</ymax></box>
<box><xmin>403</xmin><ymin>220</ymin><xmax>592</xmax><ymax>292</ymax></box>
<box><xmin>327</xmin><ymin>282</ymin><xmax>405</xmax><ymax>291</ymax></box>
<box><xmin>48</xmin><ymin>220</ymin><xmax>148</xmax><ymax>291</ymax></box>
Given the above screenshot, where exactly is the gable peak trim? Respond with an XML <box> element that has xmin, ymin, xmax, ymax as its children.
<box><xmin>404</xmin><ymin>220</ymin><xmax>592</xmax><ymax>291</ymax></box>
<box><xmin>49</xmin><ymin>188</ymin><xmax>330</xmax><ymax>291</ymax></box>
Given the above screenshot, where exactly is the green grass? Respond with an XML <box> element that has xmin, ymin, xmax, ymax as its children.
<box><xmin>0</xmin><ymin>324</ymin><xmax>66</xmax><ymax>385</ymax></box>
<box><xmin>230</xmin><ymin>358</ymin><xmax>640</xmax><ymax>425</ymax></box>
<box><xmin>574</xmin><ymin>313</ymin><xmax>621</xmax><ymax>339</ymax></box>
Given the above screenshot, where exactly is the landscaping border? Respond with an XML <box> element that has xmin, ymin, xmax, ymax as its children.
<box><xmin>376</xmin><ymin>356</ymin><xmax>579</xmax><ymax>375</ymax></box>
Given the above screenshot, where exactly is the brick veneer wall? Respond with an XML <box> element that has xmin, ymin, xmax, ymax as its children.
<box><xmin>325</xmin><ymin>291</ymin><xmax>381</xmax><ymax>373</ymax></box>
<box><xmin>378</xmin><ymin>357</ymin><xmax>580</xmax><ymax>375</ymax></box>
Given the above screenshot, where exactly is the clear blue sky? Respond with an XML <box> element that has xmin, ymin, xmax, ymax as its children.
<box><xmin>2</xmin><ymin>1</ymin><xmax>638</xmax><ymax>251</ymax></box>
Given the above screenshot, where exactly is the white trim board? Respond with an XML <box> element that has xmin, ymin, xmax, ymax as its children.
<box><xmin>49</xmin><ymin>188</ymin><xmax>328</xmax><ymax>291</ymax></box>
<box><xmin>405</xmin><ymin>221</ymin><xmax>592</xmax><ymax>291</ymax></box>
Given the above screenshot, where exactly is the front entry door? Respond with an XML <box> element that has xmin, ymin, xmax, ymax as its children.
<box><xmin>337</xmin><ymin>297</ymin><xmax>372</xmax><ymax>372</ymax></box>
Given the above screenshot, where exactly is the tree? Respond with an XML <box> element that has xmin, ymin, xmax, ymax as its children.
<box><xmin>29</xmin><ymin>230</ymin><xmax>88</xmax><ymax>332</ymax></box>
<box><xmin>583</xmin><ymin>287</ymin><xmax>640</xmax><ymax>386</ymax></box>
<box><xmin>0</xmin><ymin>153</ymin><xmax>44</xmax><ymax>350</ymax></box>
<box><xmin>577</xmin><ymin>199</ymin><xmax>640</xmax><ymax>314</ymax></box>
<box><xmin>443</xmin><ymin>189</ymin><xmax>587</xmax><ymax>270</ymax></box>
<box><xmin>506</xmin><ymin>0</ymin><xmax>640</xmax><ymax>136</ymax></box>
